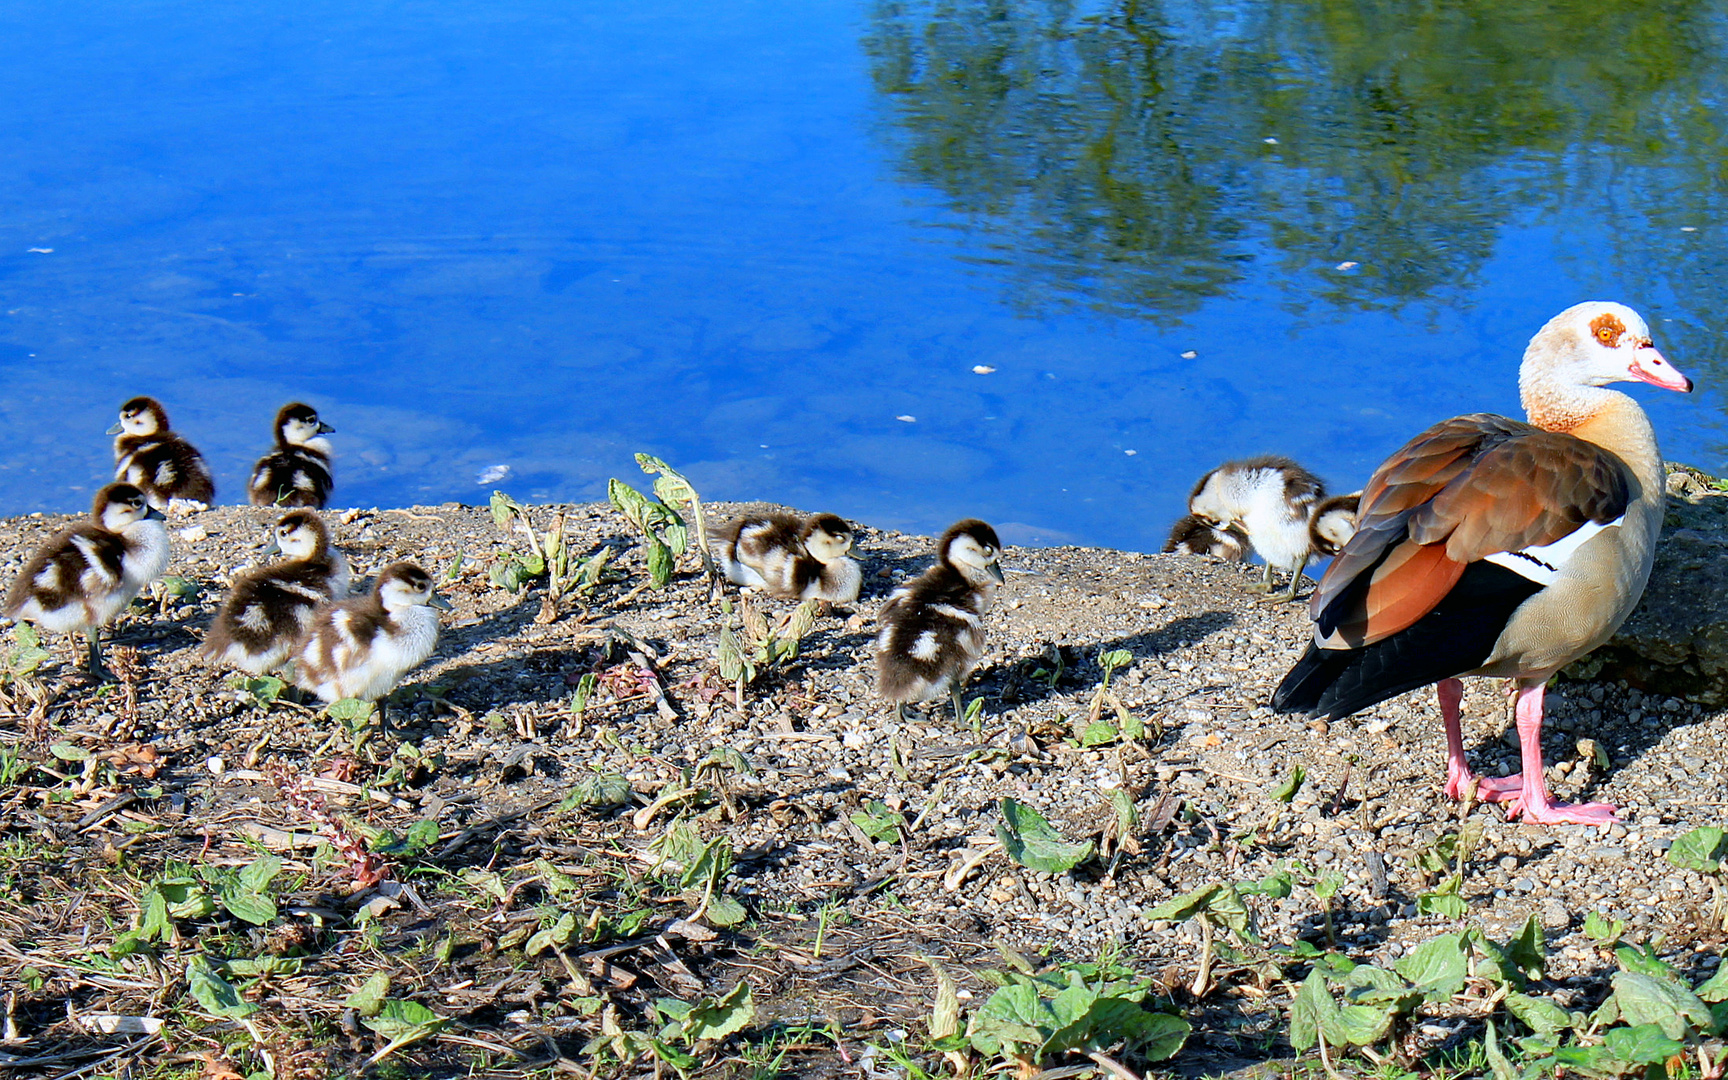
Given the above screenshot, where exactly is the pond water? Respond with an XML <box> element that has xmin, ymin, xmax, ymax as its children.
<box><xmin>1</xmin><ymin>0</ymin><xmax>1724</xmax><ymax>550</ymax></box>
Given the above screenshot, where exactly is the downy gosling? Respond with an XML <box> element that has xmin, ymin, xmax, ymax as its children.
<box><xmin>3</xmin><ymin>483</ymin><xmax>169</xmax><ymax>675</ymax></box>
<box><xmin>713</xmin><ymin>509</ymin><xmax>863</xmax><ymax>603</ymax></box>
<box><xmin>1162</xmin><ymin>513</ymin><xmax>1250</xmax><ymax>562</ymax></box>
<box><xmin>249</xmin><ymin>402</ymin><xmax>335</xmax><ymax>508</ymax></box>
<box><xmin>1187</xmin><ymin>456</ymin><xmax>1344</xmax><ymax>601</ymax></box>
<box><xmin>290</xmin><ymin>562</ymin><xmax>450</xmax><ymax>705</ymax></box>
<box><xmin>109</xmin><ymin>396</ymin><xmax>215</xmax><ymax>512</ymax></box>
<box><xmin>203</xmin><ymin>510</ymin><xmax>351</xmax><ymax>674</ymax></box>
<box><xmin>876</xmin><ymin>519</ymin><xmax>1005</xmax><ymax>723</ymax></box>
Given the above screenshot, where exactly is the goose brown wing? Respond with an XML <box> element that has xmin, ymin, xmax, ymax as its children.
<box><xmin>1309</xmin><ymin>413</ymin><xmax>1633</xmax><ymax>648</ymax></box>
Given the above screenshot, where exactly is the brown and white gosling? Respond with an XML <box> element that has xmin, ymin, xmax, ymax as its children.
<box><xmin>249</xmin><ymin>403</ymin><xmax>335</xmax><ymax>508</ymax></box>
<box><xmin>3</xmin><ymin>483</ymin><xmax>169</xmax><ymax>675</ymax></box>
<box><xmin>203</xmin><ymin>510</ymin><xmax>351</xmax><ymax>675</ymax></box>
<box><xmin>1187</xmin><ymin>456</ymin><xmax>1347</xmax><ymax>601</ymax></box>
<box><xmin>109</xmin><ymin>396</ymin><xmax>215</xmax><ymax>513</ymax></box>
<box><xmin>1308</xmin><ymin>492</ymin><xmax>1361</xmax><ymax>558</ymax></box>
<box><xmin>713</xmin><ymin>510</ymin><xmax>862</xmax><ymax>603</ymax></box>
<box><xmin>1162</xmin><ymin>513</ymin><xmax>1250</xmax><ymax>562</ymax></box>
<box><xmin>875</xmin><ymin>519</ymin><xmax>1005</xmax><ymax>723</ymax></box>
<box><xmin>290</xmin><ymin>562</ymin><xmax>449</xmax><ymax>705</ymax></box>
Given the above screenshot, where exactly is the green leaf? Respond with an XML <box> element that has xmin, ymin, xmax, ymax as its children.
<box><xmin>1239</xmin><ymin>870</ymin><xmax>1294</xmax><ymax>898</ymax></box>
<box><xmin>1395</xmin><ymin>932</ymin><xmax>1468</xmax><ymax>1001</ymax></box>
<box><xmin>489</xmin><ymin>490</ymin><xmax>523</xmax><ymax>530</ymax></box>
<box><xmin>1145</xmin><ymin>883</ymin><xmax>1222</xmax><ymax>922</ymax></box>
<box><xmin>535</xmin><ymin>858</ymin><xmax>581</xmax><ymax>898</ymax></box>
<box><xmin>158</xmin><ymin>574</ymin><xmax>200</xmax><ymax>598</ymax></box>
<box><xmin>459</xmin><ymin>868</ymin><xmax>507</xmax><ymax>900</ymax></box>
<box><xmin>996</xmin><ymin>798</ymin><xmax>1094</xmax><ymax>874</ymax></box>
<box><xmin>1505</xmin><ymin>992</ymin><xmax>1572</xmax><ymax>1036</ymax></box>
<box><xmin>850</xmin><ymin>801</ymin><xmax>906</xmax><ymax>843</ymax></box>
<box><xmin>237</xmin><ymin>675</ymin><xmax>284</xmax><ymax>709</ymax></box>
<box><xmin>136</xmin><ymin>885</ymin><xmax>170</xmax><ymax>941</ymax></box>
<box><xmin>1694</xmin><ymin>964</ymin><xmax>1728</xmax><ymax>1003</ymax></box>
<box><xmin>1669</xmin><ymin>826</ymin><xmax>1727</xmax><ymax>873</ymax></box>
<box><xmin>403</xmin><ymin>819</ymin><xmax>441</xmax><ymax>854</ymax></box>
<box><xmin>570</xmin><ymin>771</ymin><xmax>631</xmax><ymax>807</ymax></box>
<box><xmin>1611</xmin><ymin>970</ymin><xmax>1714</xmax><ymax>1040</ymax></box>
<box><xmin>1313</xmin><ymin>871</ymin><xmax>1343</xmax><ymax>901</ymax></box>
<box><xmin>219</xmin><ymin>885</ymin><xmax>277</xmax><ymax>926</ymax></box>
<box><xmin>1603</xmin><ymin>1022</ymin><xmax>1687</xmax><ymax>1065</ymax></box>
<box><xmin>224</xmin><ymin>956</ymin><xmax>304</xmax><ymax>978</ymax></box>
<box><xmin>1328</xmin><ymin>1003</ymin><xmax>1397</xmax><ymax>1047</ymax></box>
<box><xmin>344</xmin><ymin>973</ymin><xmax>390</xmax><ymax>1017</ymax></box>
<box><xmin>1108</xmin><ymin>787</ymin><xmax>1137</xmax><ymax>835</ymax></box>
<box><xmin>1289</xmin><ymin>969</ymin><xmax>1335</xmax><ymax>1052</ymax></box>
<box><xmin>161</xmin><ymin>879</ymin><xmax>217</xmax><ymax>920</ymax></box>
<box><xmin>1097</xmin><ymin>649</ymin><xmax>1133</xmax><ymax>678</ymax></box>
<box><xmin>1268</xmin><ymin>764</ymin><xmax>1306</xmax><ymax>804</ymax></box>
<box><xmin>968</xmin><ymin>983</ymin><xmax>1048</xmax><ymax>1057</ymax></box>
<box><xmin>1505</xmin><ymin>914</ymin><xmax>1546</xmax><ymax>980</ymax></box>
<box><xmin>681</xmin><ymin>981</ymin><xmax>755</xmax><ymax>1043</ymax></box>
<box><xmin>706</xmin><ymin>893</ymin><xmax>747</xmax><ymax>928</ymax></box>
<box><xmin>361</xmin><ymin>999</ymin><xmax>447</xmax><ymax>1042</ymax></box>
<box><xmin>1080</xmin><ymin>721</ymin><xmax>1120</xmax><ymax>747</ymax></box>
<box><xmin>646</xmin><ymin>537</ymin><xmax>673</xmax><ymax>588</ymax></box>
<box><xmin>678</xmin><ymin>836</ymin><xmax>734</xmax><ymax>892</ymax></box>
<box><xmin>238</xmin><ymin>854</ymin><xmax>282</xmax><ymax>894</ymax></box>
<box><xmin>49</xmin><ymin>742</ymin><xmax>90</xmax><ymax>763</ymax></box>
<box><xmin>1553</xmin><ymin>1044</ymin><xmax>1617</xmax><ymax>1073</ymax></box>
<box><xmin>187</xmin><ymin>956</ymin><xmax>257</xmax><ymax>1020</ymax></box>
<box><xmin>1483</xmin><ymin>1020</ymin><xmax>1517</xmax><ymax>1080</ymax></box>
<box><xmin>1584</xmin><ymin>910</ymin><xmax>1625</xmax><ymax>943</ymax></box>
<box><xmin>1616</xmin><ymin>943</ymin><xmax>1678</xmax><ymax>979</ymax></box>
<box><xmin>526</xmin><ymin>912</ymin><xmax>578</xmax><ymax>956</ymax></box>
<box><xmin>326</xmin><ymin>697</ymin><xmax>376</xmax><ymax>723</ymax></box>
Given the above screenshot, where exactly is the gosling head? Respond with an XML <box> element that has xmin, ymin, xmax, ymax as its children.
<box><xmin>109</xmin><ymin>396</ymin><xmax>171</xmax><ymax>437</ymax></box>
<box><xmin>938</xmin><ymin>518</ymin><xmax>1005</xmax><ymax>586</ymax></box>
<box><xmin>93</xmin><ymin>483</ymin><xmax>163</xmax><ymax>530</ymax></box>
<box><xmin>374</xmin><ymin>562</ymin><xmax>452</xmax><ymax>612</ymax></box>
<box><xmin>266</xmin><ymin>509</ymin><xmax>331</xmax><ymax>560</ymax></box>
<box><xmin>801</xmin><ymin>513</ymin><xmax>857</xmax><ymax>564</ymax></box>
<box><xmin>275</xmin><ymin>402</ymin><xmax>335</xmax><ymax>447</ymax></box>
<box><xmin>1308</xmin><ymin>493</ymin><xmax>1360</xmax><ymax>558</ymax></box>
<box><xmin>1163</xmin><ymin>513</ymin><xmax>1248</xmax><ymax>561</ymax></box>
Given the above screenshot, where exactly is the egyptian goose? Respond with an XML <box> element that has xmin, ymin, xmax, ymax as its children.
<box><xmin>1187</xmin><ymin>456</ymin><xmax>1330</xmax><ymax>600</ymax></box>
<box><xmin>291</xmin><ymin>561</ymin><xmax>450</xmax><ymax>705</ymax></box>
<box><xmin>109</xmin><ymin>396</ymin><xmax>216</xmax><ymax>512</ymax></box>
<box><xmin>203</xmin><ymin>510</ymin><xmax>351</xmax><ymax>674</ymax></box>
<box><xmin>249</xmin><ymin>403</ymin><xmax>335</xmax><ymax>508</ymax></box>
<box><xmin>876</xmin><ymin>519</ymin><xmax>1005</xmax><ymax>722</ymax></box>
<box><xmin>1162</xmin><ymin>513</ymin><xmax>1250</xmax><ymax>562</ymax></box>
<box><xmin>3</xmin><ymin>483</ymin><xmax>169</xmax><ymax>675</ymax></box>
<box><xmin>1273</xmin><ymin>301</ymin><xmax>1691</xmax><ymax>826</ymax></box>
<box><xmin>713</xmin><ymin>510</ymin><xmax>863</xmax><ymax>603</ymax></box>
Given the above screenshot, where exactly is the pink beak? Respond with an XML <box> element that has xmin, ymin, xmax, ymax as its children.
<box><xmin>1630</xmin><ymin>345</ymin><xmax>1693</xmax><ymax>392</ymax></box>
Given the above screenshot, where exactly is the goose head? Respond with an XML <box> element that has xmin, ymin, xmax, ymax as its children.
<box><xmin>109</xmin><ymin>396</ymin><xmax>171</xmax><ymax>437</ymax></box>
<box><xmin>375</xmin><ymin>562</ymin><xmax>452</xmax><ymax>612</ymax></box>
<box><xmin>265</xmin><ymin>509</ymin><xmax>331</xmax><ymax>560</ymax></box>
<box><xmin>275</xmin><ymin>402</ymin><xmax>334</xmax><ymax>447</ymax></box>
<box><xmin>801</xmin><ymin>513</ymin><xmax>858</xmax><ymax>564</ymax></box>
<box><xmin>938</xmin><ymin>518</ymin><xmax>1005</xmax><ymax>585</ymax></box>
<box><xmin>93</xmin><ymin>483</ymin><xmax>164</xmax><ymax>530</ymax></box>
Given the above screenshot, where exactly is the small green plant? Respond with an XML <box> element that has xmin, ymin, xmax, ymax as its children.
<box><xmin>1146</xmin><ymin>883</ymin><xmax>1258</xmax><ymax>996</ymax></box>
<box><xmin>650</xmin><ymin>819</ymin><xmax>747</xmax><ymax>927</ymax></box>
<box><xmin>716</xmin><ymin>596</ymin><xmax>817</xmax><ymax>710</ymax></box>
<box><xmin>960</xmin><ymin>955</ymin><xmax>1189</xmax><ymax>1077</ymax></box>
<box><xmin>114</xmin><ymin>855</ymin><xmax>285</xmax><ymax>955</ymax></box>
<box><xmin>608</xmin><ymin>456</ymin><xmax>708</xmax><ymax>591</ymax></box>
<box><xmin>228</xmin><ymin>673</ymin><xmax>285</xmax><ymax>710</ymax></box>
<box><xmin>634</xmin><ymin>453</ymin><xmax>720</xmax><ymax>593</ymax></box>
<box><xmin>1415</xmin><ymin>819</ymin><xmax>1484</xmax><ymax>918</ymax></box>
<box><xmin>1</xmin><ymin>624</ymin><xmax>49</xmax><ymax>685</ymax></box>
<box><xmin>1077</xmin><ymin>649</ymin><xmax>1145</xmax><ymax>747</ymax></box>
<box><xmin>996</xmin><ymin>798</ymin><xmax>1095</xmax><ymax>875</ymax></box>
<box><xmin>1667</xmin><ymin>826</ymin><xmax>1728</xmax><ymax>930</ymax></box>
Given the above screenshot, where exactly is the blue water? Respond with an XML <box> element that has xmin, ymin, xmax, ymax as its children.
<box><xmin>1</xmin><ymin>0</ymin><xmax>1723</xmax><ymax>550</ymax></box>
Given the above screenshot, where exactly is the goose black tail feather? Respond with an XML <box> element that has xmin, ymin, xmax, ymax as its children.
<box><xmin>1272</xmin><ymin>561</ymin><xmax>1544</xmax><ymax>721</ymax></box>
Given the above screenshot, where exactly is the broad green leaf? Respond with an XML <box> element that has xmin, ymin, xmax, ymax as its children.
<box><xmin>161</xmin><ymin>880</ymin><xmax>217</xmax><ymax>920</ymax></box>
<box><xmin>1145</xmin><ymin>883</ymin><xmax>1221</xmax><ymax>922</ymax></box>
<box><xmin>678</xmin><ymin>837</ymin><xmax>733</xmax><ymax>892</ymax></box>
<box><xmin>49</xmin><ymin>742</ymin><xmax>91</xmax><ymax>762</ymax></box>
<box><xmin>1616</xmin><ymin>943</ymin><xmax>1678</xmax><ymax>979</ymax></box>
<box><xmin>1268</xmin><ymin>764</ymin><xmax>1306</xmax><ymax>804</ymax></box>
<box><xmin>1328</xmin><ymin>1003</ymin><xmax>1397</xmax><ymax>1047</ymax></box>
<box><xmin>535</xmin><ymin>858</ymin><xmax>581</xmax><ymax>898</ymax></box>
<box><xmin>1288</xmin><ymin>969</ymin><xmax>1334</xmax><ymax>1051</ymax></box>
<box><xmin>459</xmin><ymin>868</ymin><xmax>507</xmax><ymax>900</ymax></box>
<box><xmin>1098</xmin><ymin>649</ymin><xmax>1133</xmax><ymax>678</ymax></box>
<box><xmin>1668</xmin><ymin>826</ymin><xmax>1727</xmax><ymax>873</ymax></box>
<box><xmin>1584</xmin><ymin>911</ymin><xmax>1625</xmax><ymax>943</ymax></box>
<box><xmin>1313</xmin><ymin>871</ymin><xmax>1343</xmax><ymax>901</ymax></box>
<box><xmin>706</xmin><ymin>893</ymin><xmax>746</xmax><ymax>928</ymax></box>
<box><xmin>996</xmin><ymin>798</ymin><xmax>1094</xmax><ymax>874</ymax></box>
<box><xmin>136</xmin><ymin>886</ymin><xmax>170</xmax><ymax>941</ymax></box>
<box><xmin>1603</xmin><ymin>1022</ymin><xmax>1686</xmax><ymax>1065</ymax></box>
<box><xmin>1505</xmin><ymin>914</ymin><xmax>1546</xmax><ymax>980</ymax></box>
<box><xmin>526</xmin><ymin>912</ymin><xmax>577</xmax><ymax>957</ymax></box>
<box><xmin>1239</xmin><ymin>870</ymin><xmax>1294</xmax><ymax>899</ymax></box>
<box><xmin>1417</xmin><ymin>886</ymin><xmax>1467</xmax><ymax>919</ymax></box>
<box><xmin>187</xmin><ymin>956</ymin><xmax>257</xmax><ymax>1020</ymax></box>
<box><xmin>1694</xmin><ymin>964</ymin><xmax>1728</xmax><ymax>1003</ymax></box>
<box><xmin>225</xmin><ymin>956</ymin><xmax>303</xmax><ymax>978</ymax></box>
<box><xmin>1483</xmin><ymin>1019</ymin><xmax>1517</xmax><ymax>1080</ymax></box>
<box><xmin>850</xmin><ymin>801</ymin><xmax>906</xmax><ymax>843</ymax></box>
<box><xmin>1395</xmin><ymin>932</ymin><xmax>1468</xmax><ymax>1001</ymax></box>
<box><xmin>238</xmin><ymin>854</ymin><xmax>282</xmax><ymax>894</ymax></box>
<box><xmin>681</xmin><ymin>981</ymin><xmax>755</xmax><ymax>1043</ymax></box>
<box><xmin>219</xmin><ymin>885</ymin><xmax>277</xmax><ymax>926</ymax></box>
<box><xmin>344</xmin><ymin>972</ymin><xmax>390</xmax><ymax>1016</ymax></box>
<box><xmin>1505</xmin><ymin>992</ymin><xmax>1572</xmax><ymax>1036</ymax></box>
<box><xmin>361</xmin><ymin>999</ymin><xmax>447</xmax><ymax>1041</ymax></box>
<box><xmin>570</xmin><ymin>771</ymin><xmax>631</xmax><ymax>807</ymax></box>
<box><xmin>404</xmin><ymin>819</ymin><xmax>440</xmax><ymax>854</ymax></box>
<box><xmin>967</xmin><ymin>983</ymin><xmax>1047</xmax><ymax>1057</ymax></box>
<box><xmin>646</xmin><ymin>537</ymin><xmax>673</xmax><ymax>588</ymax></box>
<box><xmin>489</xmin><ymin>490</ymin><xmax>522</xmax><ymax>530</ymax></box>
<box><xmin>1611</xmin><ymin>970</ymin><xmax>1714</xmax><ymax>1040</ymax></box>
<box><xmin>326</xmin><ymin>697</ymin><xmax>376</xmax><ymax>723</ymax></box>
<box><xmin>1080</xmin><ymin>721</ymin><xmax>1119</xmax><ymax>746</ymax></box>
<box><xmin>652</xmin><ymin>820</ymin><xmax>707</xmax><ymax>876</ymax></box>
<box><xmin>1108</xmin><ymin>787</ymin><xmax>1137</xmax><ymax>834</ymax></box>
<box><xmin>1553</xmin><ymin>1044</ymin><xmax>1616</xmax><ymax>1073</ymax></box>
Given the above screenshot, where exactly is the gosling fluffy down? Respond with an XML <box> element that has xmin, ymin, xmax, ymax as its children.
<box><xmin>290</xmin><ymin>562</ymin><xmax>450</xmax><ymax>703</ymax></box>
<box><xmin>1161</xmin><ymin>513</ymin><xmax>1249</xmax><ymax>562</ymax></box>
<box><xmin>712</xmin><ymin>510</ymin><xmax>862</xmax><ymax>602</ymax></box>
<box><xmin>109</xmin><ymin>396</ymin><xmax>215</xmax><ymax>511</ymax></box>
<box><xmin>203</xmin><ymin>510</ymin><xmax>352</xmax><ymax>674</ymax></box>
<box><xmin>249</xmin><ymin>402</ymin><xmax>335</xmax><ymax>508</ymax></box>
<box><xmin>3</xmin><ymin>483</ymin><xmax>169</xmax><ymax>672</ymax></box>
<box><xmin>875</xmin><ymin>519</ymin><xmax>1005</xmax><ymax>721</ymax></box>
<box><xmin>1307</xmin><ymin>491</ymin><xmax>1360</xmax><ymax>557</ymax></box>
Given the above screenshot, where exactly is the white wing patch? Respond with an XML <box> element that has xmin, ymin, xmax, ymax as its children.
<box><xmin>1484</xmin><ymin>516</ymin><xmax>1621</xmax><ymax>586</ymax></box>
<box><xmin>910</xmin><ymin>630</ymin><xmax>940</xmax><ymax>660</ymax></box>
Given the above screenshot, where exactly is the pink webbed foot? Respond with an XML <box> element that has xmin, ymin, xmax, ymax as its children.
<box><xmin>1449</xmin><ymin>771</ymin><xmax>1525</xmax><ymax>803</ymax></box>
<box><xmin>1503</xmin><ymin>794</ymin><xmax>1619</xmax><ymax>827</ymax></box>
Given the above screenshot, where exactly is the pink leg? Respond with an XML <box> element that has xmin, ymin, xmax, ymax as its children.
<box><xmin>1501</xmin><ymin>680</ymin><xmax>1617</xmax><ymax>826</ymax></box>
<box><xmin>1440</xmin><ymin>678</ymin><xmax>1520</xmax><ymax>801</ymax></box>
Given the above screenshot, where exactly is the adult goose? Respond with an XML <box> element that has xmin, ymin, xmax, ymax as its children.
<box><xmin>1273</xmin><ymin>302</ymin><xmax>1691</xmax><ymax>826</ymax></box>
